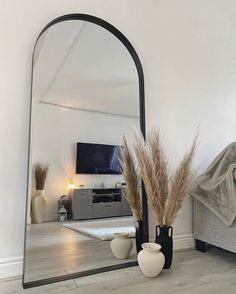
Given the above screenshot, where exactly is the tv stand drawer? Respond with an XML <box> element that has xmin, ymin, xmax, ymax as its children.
<box><xmin>92</xmin><ymin>202</ymin><xmax>122</xmax><ymax>218</ymax></box>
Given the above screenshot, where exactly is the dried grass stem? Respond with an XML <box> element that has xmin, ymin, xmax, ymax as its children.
<box><xmin>34</xmin><ymin>162</ymin><xmax>49</xmax><ymax>190</ymax></box>
<box><xmin>120</xmin><ymin>137</ymin><xmax>142</xmax><ymax>220</ymax></box>
<box><xmin>134</xmin><ymin>130</ymin><xmax>197</xmax><ymax>226</ymax></box>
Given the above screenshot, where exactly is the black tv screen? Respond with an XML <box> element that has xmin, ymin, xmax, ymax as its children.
<box><xmin>76</xmin><ymin>142</ymin><xmax>122</xmax><ymax>174</ymax></box>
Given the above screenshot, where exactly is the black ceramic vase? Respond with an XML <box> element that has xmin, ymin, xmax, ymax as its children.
<box><xmin>135</xmin><ymin>220</ymin><xmax>144</xmax><ymax>254</ymax></box>
<box><xmin>155</xmin><ymin>225</ymin><xmax>173</xmax><ymax>269</ymax></box>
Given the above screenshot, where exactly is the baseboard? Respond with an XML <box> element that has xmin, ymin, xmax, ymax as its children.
<box><xmin>29</xmin><ymin>214</ymin><xmax>57</xmax><ymax>224</ymax></box>
<box><xmin>173</xmin><ymin>233</ymin><xmax>195</xmax><ymax>250</ymax></box>
<box><xmin>149</xmin><ymin>233</ymin><xmax>195</xmax><ymax>251</ymax></box>
<box><xmin>27</xmin><ymin>216</ymin><xmax>31</xmax><ymax>225</ymax></box>
<box><xmin>0</xmin><ymin>256</ymin><xmax>23</xmax><ymax>280</ymax></box>
<box><xmin>44</xmin><ymin>214</ymin><xmax>58</xmax><ymax>222</ymax></box>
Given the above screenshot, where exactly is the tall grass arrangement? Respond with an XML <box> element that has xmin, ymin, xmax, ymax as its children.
<box><xmin>131</xmin><ymin>129</ymin><xmax>197</xmax><ymax>226</ymax></box>
<box><xmin>34</xmin><ymin>162</ymin><xmax>49</xmax><ymax>190</ymax></box>
<box><xmin>164</xmin><ymin>137</ymin><xmax>197</xmax><ymax>225</ymax></box>
<box><xmin>120</xmin><ymin>137</ymin><xmax>142</xmax><ymax>220</ymax></box>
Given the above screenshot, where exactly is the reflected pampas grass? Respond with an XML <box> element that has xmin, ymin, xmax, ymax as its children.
<box><xmin>120</xmin><ymin>136</ymin><xmax>142</xmax><ymax>220</ymax></box>
<box><xmin>34</xmin><ymin>162</ymin><xmax>49</xmax><ymax>190</ymax></box>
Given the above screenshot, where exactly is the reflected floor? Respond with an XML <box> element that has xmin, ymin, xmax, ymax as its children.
<box><xmin>24</xmin><ymin>219</ymin><xmax>136</xmax><ymax>282</ymax></box>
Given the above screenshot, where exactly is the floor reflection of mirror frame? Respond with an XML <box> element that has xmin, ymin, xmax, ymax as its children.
<box><xmin>23</xmin><ymin>13</ymin><xmax>148</xmax><ymax>289</ymax></box>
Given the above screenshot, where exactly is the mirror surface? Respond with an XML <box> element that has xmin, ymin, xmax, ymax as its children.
<box><xmin>24</xmin><ymin>18</ymin><xmax>142</xmax><ymax>284</ymax></box>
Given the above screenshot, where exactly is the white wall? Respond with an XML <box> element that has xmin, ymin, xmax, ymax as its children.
<box><xmin>31</xmin><ymin>102</ymin><xmax>138</xmax><ymax>221</ymax></box>
<box><xmin>1</xmin><ymin>0</ymin><xmax>236</xmax><ymax>278</ymax></box>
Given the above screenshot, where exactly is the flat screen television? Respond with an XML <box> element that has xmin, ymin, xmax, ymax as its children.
<box><xmin>76</xmin><ymin>142</ymin><xmax>122</xmax><ymax>174</ymax></box>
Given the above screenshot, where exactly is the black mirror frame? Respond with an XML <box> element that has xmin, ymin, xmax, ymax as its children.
<box><xmin>23</xmin><ymin>13</ymin><xmax>148</xmax><ymax>289</ymax></box>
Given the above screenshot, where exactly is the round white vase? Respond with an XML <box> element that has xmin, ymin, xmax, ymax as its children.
<box><xmin>110</xmin><ymin>233</ymin><xmax>133</xmax><ymax>259</ymax></box>
<box><xmin>32</xmin><ymin>190</ymin><xmax>48</xmax><ymax>224</ymax></box>
<box><xmin>138</xmin><ymin>243</ymin><xmax>165</xmax><ymax>278</ymax></box>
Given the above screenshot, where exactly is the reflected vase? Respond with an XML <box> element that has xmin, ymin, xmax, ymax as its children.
<box><xmin>155</xmin><ymin>225</ymin><xmax>173</xmax><ymax>269</ymax></box>
<box><xmin>135</xmin><ymin>220</ymin><xmax>144</xmax><ymax>254</ymax></box>
<box><xmin>32</xmin><ymin>190</ymin><xmax>48</xmax><ymax>224</ymax></box>
<box><xmin>110</xmin><ymin>233</ymin><xmax>133</xmax><ymax>259</ymax></box>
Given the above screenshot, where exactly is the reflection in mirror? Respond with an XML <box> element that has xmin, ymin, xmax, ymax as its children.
<box><xmin>24</xmin><ymin>19</ymin><xmax>142</xmax><ymax>284</ymax></box>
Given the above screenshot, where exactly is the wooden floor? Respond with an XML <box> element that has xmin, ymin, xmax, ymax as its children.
<box><xmin>1</xmin><ymin>248</ymin><xmax>236</xmax><ymax>293</ymax></box>
<box><xmin>24</xmin><ymin>220</ymin><xmax>136</xmax><ymax>282</ymax></box>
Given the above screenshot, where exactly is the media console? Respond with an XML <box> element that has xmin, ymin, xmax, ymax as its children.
<box><xmin>71</xmin><ymin>188</ymin><xmax>132</xmax><ymax>220</ymax></box>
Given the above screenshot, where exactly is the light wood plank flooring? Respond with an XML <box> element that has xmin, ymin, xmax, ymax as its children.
<box><xmin>24</xmin><ymin>220</ymin><xmax>136</xmax><ymax>282</ymax></box>
<box><xmin>1</xmin><ymin>248</ymin><xmax>236</xmax><ymax>293</ymax></box>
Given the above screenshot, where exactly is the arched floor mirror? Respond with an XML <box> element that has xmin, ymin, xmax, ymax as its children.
<box><xmin>23</xmin><ymin>14</ymin><xmax>148</xmax><ymax>288</ymax></box>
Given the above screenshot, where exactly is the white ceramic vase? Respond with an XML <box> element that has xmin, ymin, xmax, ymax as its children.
<box><xmin>110</xmin><ymin>233</ymin><xmax>133</xmax><ymax>259</ymax></box>
<box><xmin>32</xmin><ymin>190</ymin><xmax>48</xmax><ymax>224</ymax></box>
<box><xmin>138</xmin><ymin>243</ymin><xmax>165</xmax><ymax>278</ymax></box>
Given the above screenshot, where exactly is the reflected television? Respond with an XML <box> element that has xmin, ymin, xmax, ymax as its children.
<box><xmin>76</xmin><ymin>142</ymin><xmax>122</xmax><ymax>174</ymax></box>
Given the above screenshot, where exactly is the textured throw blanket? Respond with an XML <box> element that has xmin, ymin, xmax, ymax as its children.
<box><xmin>192</xmin><ymin>142</ymin><xmax>236</xmax><ymax>225</ymax></box>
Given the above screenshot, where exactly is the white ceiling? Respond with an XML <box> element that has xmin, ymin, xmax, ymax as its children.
<box><xmin>33</xmin><ymin>20</ymin><xmax>139</xmax><ymax>117</ymax></box>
